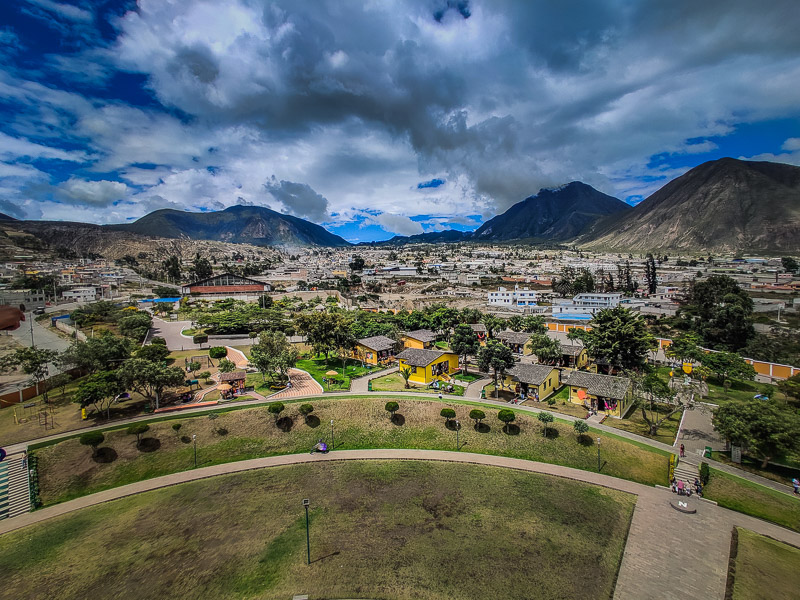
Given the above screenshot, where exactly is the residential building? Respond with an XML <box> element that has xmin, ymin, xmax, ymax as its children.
<box><xmin>502</xmin><ymin>363</ymin><xmax>560</xmax><ymax>401</ymax></box>
<box><xmin>559</xmin><ymin>344</ymin><xmax>589</xmax><ymax>369</ymax></box>
<box><xmin>401</xmin><ymin>329</ymin><xmax>437</xmax><ymax>349</ymax></box>
<box><xmin>497</xmin><ymin>331</ymin><xmax>532</xmax><ymax>355</ymax></box>
<box><xmin>552</xmin><ymin>293</ymin><xmax>623</xmax><ymax>317</ymax></box>
<box><xmin>563</xmin><ymin>371</ymin><xmax>633</xmax><ymax>418</ymax></box>
<box><xmin>487</xmin><ymin>285</ymin><xmax>539</xmax><ymax>308</ymax></box>
<box><xmin>180</xmin><ymin>273</ymin><xmax>272</xmax><ymax>297</ymax></box>
<box><xmin>396</xmin><ymin>348</ymin><xmax>459</xmax><ymax>385</ymax></box>
<box><xmin>61</xmin><ymin>287</ymin><xmax>97</xmax><ymax>303</ymax></box>
<box><xmin>353</xmin><ymin>335</ymin><xmax>398</xmax><ymax>365</ymax></box>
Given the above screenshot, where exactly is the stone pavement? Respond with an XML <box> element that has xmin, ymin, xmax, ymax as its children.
<box><xmin>269</xmin><ymin>368</ymin><xmax>323</xmax><ymax>399</ymax></box>
<box><xmin>3</xmin><ymin>448</ymin><xmax>800</xmax><ymax>600</ymax></box>
<box><xmin>679</xmin><ymin>404</ymin><xmax>724</xmax><ymax>458</ymax></box>
<box><xmin>464</xmin><ymin>377</ymin><xmax>492</xmax><ymax>398</ymax></box>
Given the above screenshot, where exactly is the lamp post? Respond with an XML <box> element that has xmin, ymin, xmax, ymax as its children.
<box><xmin>330</xmin><ymin>419</ymin><xmax>334</xmax><ymax>450</ymax></box>
<box><xmin>455</xmin><ymin>419</ymin><xmax>461</xmax><ymax>451</ymax></box>
<box><xmin>192</xmin><ymin>434</ymin><xmax>197</xmax><ymax>468</ymax></box>
<box><xmin>596</xmin><ymin>437</ymin><xmax>601</xmax><ymax>472</ymax></box>
<box><xmin>302</xmin><ymin>498</ymin><xmax>311</xmax><ymax>564</ymax></box>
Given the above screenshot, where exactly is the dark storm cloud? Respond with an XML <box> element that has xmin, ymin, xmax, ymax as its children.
<box><xmin>264</xmin><ymin>177</ymin><xmax>329</xmax><ymax>222</ymax></box>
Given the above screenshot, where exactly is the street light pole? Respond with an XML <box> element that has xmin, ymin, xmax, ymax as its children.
<box><xmin>455</xmin><ymin>419</ymin><xmax>460</xmax><ymax>450</ymax></box>
<box><xmin>597</xmin><ymin>437</ymin><xmax>601</xmax><ymax>472</ymax></box>
<box><xmin>303</xmin><ymin>498</ymin><xmax>311</xmax><ymax>564</ymax></box>
<box><xmin>193</xmin><ymin>434</ymin><xmax>197</xmax><ymax>468</ymax></box>
<box><xmin>330</xmin><ymin>419</ymin><xmax>334</xmax><ymax>450</ymax></box>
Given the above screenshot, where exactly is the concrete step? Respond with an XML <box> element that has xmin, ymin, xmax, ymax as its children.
<box><xmin>1</xmin><ymin>455</ymin><xmax>30</xmax><ymax>519</ymax></box>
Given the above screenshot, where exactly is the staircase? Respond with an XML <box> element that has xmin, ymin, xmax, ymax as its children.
<box><xmin>0</xmin><ymin>454</ymin><xmax>30</xmax><ymax>520</ymax></box>
<box><xmin>673</xmin><ymin>458</ymin><xmax>699</xmax><ymax>487</ymax></box>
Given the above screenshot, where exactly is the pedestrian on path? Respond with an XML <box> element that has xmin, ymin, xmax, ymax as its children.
<box><xmin>680</xmin><ymin>443</ymin><xmax>685</xmax><ymax>458</ymax></box>
<box><xmin>792</xmin><ymin>478</ymin><xmax>799</xmax><ymax>495</ymax></box>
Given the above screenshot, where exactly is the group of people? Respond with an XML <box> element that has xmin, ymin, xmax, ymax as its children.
<box><xmin>671</xmin><ymin>477</ymin><xmax>703</xmax><ymax>497</ymax></box>
<box><xmin>431</xmin><ymin>380</ymin><xmax>455</xmax><ymax>393</ymax></box>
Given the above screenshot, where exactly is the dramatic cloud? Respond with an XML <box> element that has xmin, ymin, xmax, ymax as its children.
<box><xmin>0</xmin><ymin>0</ymin><xmax>799</xmax><ymax>239</ymax></box>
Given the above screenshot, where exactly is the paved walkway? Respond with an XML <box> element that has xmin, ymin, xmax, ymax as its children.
<box><xmin>679</xmin><ymin>403</ymin><xmax>725</xmax><ymax>458</ymax></box>
<box><xmin>464</xmin><ymin>377</ymin><xmax>492</xmax><ymax>398</ymax></box>
<box><xmin>2</xmin><ymin>448</ymin><xmax>799</xmax><ymax>600</ymax></box>
<box><xmin>350</xmin><ymin>366</ymin><xmax>398</xmax><ymax>393</ymax></box>
<box><xmin>269</xmin><ymin>368</ymin><xmax>322</xmax><ymax>399</ymax></box>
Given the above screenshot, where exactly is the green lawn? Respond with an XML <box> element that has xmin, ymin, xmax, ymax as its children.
<box><xmin>704</xmin><ymin>377</ymin><xmax>785</xmax><ymax>405</ymax></box>
<box><xmin>34</xmin><ymin>396</ymin><xmax>670</xmax><ymax>506</ymax></box>
<box><xmin>704</xmin><ymin>468</ymin><xmax>800</xmax><ymax>532</ymax></box>
<box><xmin>603</xmin><ymin>401</ymin><xmax>682</xmax><ymax>445</ymax></box>
<box><xmin>295</xmin><ymin>355</ymin><xmax>376</xmax><ymax>390</ymax></box>
<box><xmin>0</xmin><ymin>460</ymin><xmax>635</xmax><ymax>600</ymax></box>
<box><xmin>370</xmin><ymin>372</ymin><xmax>465</xmax><ymax>396</ymax></box>
<box><xmin>453</xmin><ymin>370</ymin><xmax>483</xmax><ymax>383</ymax></box>
<box><xmin>728</xmin><ymin>528</ymin><xmax>800</xmax><ymax>599</ymax></box>
<box><xmin>710</xmin><ymin>451</ymin><xmax>800</xmax><ymax>488</ymax></box>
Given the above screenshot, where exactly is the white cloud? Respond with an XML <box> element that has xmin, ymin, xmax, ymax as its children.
<box><xmin>56</xmin><ymin>178</ymin><xmax>129</xmax><ymax>207</ymax></box>
<box><xmin>371</xmin><ymin>213</ymin><xmax>424</xmax><ymax>236</ymax></box>
<box><xmin>25</xmin><ymin>0</ymin><xmax>93</xmax><ymax>22</ymax></box>
<box><xmin>782</xmin><ymin>138</ymin><xmax>800</xmax><ymax>151</ymax></box>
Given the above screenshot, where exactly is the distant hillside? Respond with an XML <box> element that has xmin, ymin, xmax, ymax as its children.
<box><xmin>0</xmin><ymin>213</ymin><xmax>16</xmax><ymax>221</ymax></box>
<box><xmin>580</xmin><ymin>158</ymin><xmax>800</xmax><ymax>253</ymax></box>
<box><xmin>364</xmin><ymin>230</ymin><xmax>470</xmax><ymax>246</ymax></box>
<box><xmin>109</xmin><ymin>205</ymin><xmax>350</xmax><ymax>248</ymax></box>
<box><xmin>474</xmin><ymin>182</ymin><xmax>630</xmax><ymax>241</ymax></box>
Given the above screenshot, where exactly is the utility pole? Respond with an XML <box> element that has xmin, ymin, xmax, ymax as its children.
<box><xmin>29</xmin><ymin>311</ymin><xmax>35</xmax><ymax>348</ymax></box>
<box><xmin>303</xmin><ymin>498</ymin><xmax>311</xmax><ymax>564</ymax></box>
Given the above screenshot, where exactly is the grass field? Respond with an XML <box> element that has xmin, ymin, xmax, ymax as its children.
<box><xmin>0</xmin><ymin>460</ymin><xmax>635</xmax><ymax>600</ymax></box>
<box><xmin>295</xmin><ymin>355</ymin><xmax>375</xmax><ymax>390</ymax></box>
<box><xmin>370</xmin><ymin>372</ymin><xmax>465</xmax><ymax>396</ymax></box>
<box><xmin>711</xmin><ymin>451</ymin><xmax>800</xmax><ymax>487</ymax></box>
<box><xmin>603</xmin><ymin>401</ymin><xmax>682</xmax><ymax>445</ymax></box>
<box><xmin>34</xmin><ymin>396</ymin><xmax>670</xmax><ymax>506</ymax></box>
<box><xmin>728</xmin><ymin>528</ymin><xmax>800</xmax><ymax>599</ymax></box>
<box><xmin>703</xmin><ymin>468</ymin><xmax>800</xmax><ymax>532</ymax></box>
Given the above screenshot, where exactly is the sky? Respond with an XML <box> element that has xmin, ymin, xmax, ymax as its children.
<box><xmin>1</xmin><ymin>1</ymin><xmax>800</xmax><ymax>242</ymax></box>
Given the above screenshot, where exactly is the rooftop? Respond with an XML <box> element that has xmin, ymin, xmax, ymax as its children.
<box><xmin>563</xmin><ymin>371</ymin><xmax>631</xmax><ymax>400</ymax></box>
<box><xmin>396</xmin><ymin>348</ymin><xmax>453</xmax><ymax>367</ymax></box>
<box><xmin>357</xmin><ymin>335</ymin><xmax>397</xmax><ymax>352</ymax></box>
<box><xmin>403</xmin><ymin>329</ymin><xmax>437</xmax><ymax>343</ymax></box>
<box><xmin>507</xmin><ymin>363</ymin><xmax>556</xmax><ymax>385</ymax></box>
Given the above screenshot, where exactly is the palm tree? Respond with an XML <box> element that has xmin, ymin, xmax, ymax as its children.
<box><xmin>399</xmin><ymin>366</ymin><xmax>412</xmax><ymax>389</ymax></box>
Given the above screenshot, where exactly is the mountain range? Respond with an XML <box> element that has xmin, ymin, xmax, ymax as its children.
<box><xmin>3</xmin><ymin>158</ymin><xmax>799</xmax><ymax>253</ymax></box>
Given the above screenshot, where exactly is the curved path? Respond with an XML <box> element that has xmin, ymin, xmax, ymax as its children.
<box><xmin>2</xmin><ymin>448</ymin><xmax>799</xmax><ymax>600</ymax></box>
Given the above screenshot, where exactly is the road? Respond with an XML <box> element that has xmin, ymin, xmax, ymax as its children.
<box><xmin>149</xmin><ymin>317</ymin><xmax>257</xmax><ymax>351</ymax></box>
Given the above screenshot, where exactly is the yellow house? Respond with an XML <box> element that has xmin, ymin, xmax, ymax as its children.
<box><xmin>497</xmin><ymin>331</ymin><xmax>532</xmax><ymax>356</ymax></box>
<box><xmin>353</xmin><ymin>335</ymin><xmax>398</xmax><ymax>365</ymax></box>
<box><xmin>396</xmin><ymin>348</ymin><xmax>459</xmax><ymax>385</ymax></box>
<box><xmin>501</xmin><ymin>363</ymin><xmax>560</xmax><ymax>401</ymax></box>
<box><xmin>563</xmin><ymin>371</ymin><xmax>633</xmax><ymax>418</ymax></box>
<box><xmin>469</xmin><ymin>323</ymin><xmax>488</xmax><ymax>346</ymax></box>
<box><xmin>559</xmin><ymin>344</ymin><xmax>589</xmax><ymax>369</ymax></box>
<box><xmin>401</xmin><ymin>329</ymin><xmax>437</xmax><ymax>349</ymax></box>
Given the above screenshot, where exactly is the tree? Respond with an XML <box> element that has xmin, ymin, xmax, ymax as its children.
<box><xmin>430</xmin><ymin>306</ymin><xmax>459</xmax><ymax>342</ymax></box>
<box><xmin>713</xmin><ymin>399</ymin><xmax>800</xmax><ymax>468</ymax></box>
<box><xmin>399</xmin><ymin>366</ymin><xmax>412</xmax><ymax>389</ymax></box>
<box><xmin>385</xmin><ymin>401</ymin><xmax>399</xmax><ymax>419</ymax></box>
<box><xmin>250</xmin><ymin>331</ymin><xmax>299</xmax><ymax>382</ymax></box>
<box><xmin>644</xmin><ymin>253</ymin><xmax>657</xmax><ymax>294</ymax></box>
<box><xmin>172</xmin><ymin>423</ymin><xmax>182</xmax><ymax>435</ymax></box>
<box><xmin>482</xmin><ymin>314</ymin><xmax>506</xmax><ymax>339</ymax></box>
<box><xmin>61</xmin><ymin>332</ymin><xmax>132</xmax><ymax>374</ymax></box>
<box><xmin>665</xmin><ymin>332</ymin><xmax>704</xmax><ymax>364</ymax></box>
<box><xmin>573</xmin><ymin>419</ymin><xmax>589</xmax><ymax>440</ymax></box>
<box><xmin>537</xmin><ymin>411</ymin><xmax>554</xmax><ymax>437</ymax></box>
<box><xmin>72</xmin><ymin>370</ymin><xmax>124</xmax><ymax>419</ymax></box>
<box><xmin>781</xmin><ymin>257</ymin><xmax>798</xmax><ymax>273</ymax></box>
<box><xmin>127</xmin><ymin>423</ymin><xmax>150</xmax><ymax>449</ymax></box>
<box><xmin>191</xmin><ymin>253</ymin><xmax>213</xmax><ymax>281</ymax></box>
<box><xmin>469</xmin><ymin>409</ymin><xmax>485</xmax><ymax>429</ymax></box>
<box><xmin>777</xmin><ymin>373</ymin><xmax>800</xmax><ymax>404</ymax></box>
<box><xmin>268</xmin><ymin>401</ymin><xmax>285</xmax><ymax>422</ymax></box>
<box><xmin>197</xmin><ymin>370</ymin><xmax>211</xmax><ymax>381</ymax></box>
<box><xmin>193</xmin><ymin>334</ymin><xmax>208</xmax><ymax>347</ymax></box>
<box><xmin>137</xmin><ymin>343</ymin><xmax>170</xmax><ymax>363</ymax></box>
<box><xmin>162</xmin><ymin>255</ymin><xmax>182</xmax><ymax>283</ymax></box>
<box><xmin>440</xmin><ymin>407</ymin><xmax>456</xmax><ymax>424</ymax></box>
<box><xmin>349</xmin><ymin>255</ymin><xmax>366</xmax><ymax>271</ymax></box>
<box><xmin>701</xmin><ymin>352</ymin><xmax>756</xmax><ymax>387</ymax></box>
<box><xmin>298</xmin><ymin>403</ymin><xmax>314</xmax><ymax>423</ymax></box>
<box><xmin>497</xmin><ymin>408</ymin><xmax>515</xmax><ymax>432</ymax></box>
<box><xmin>522</xmin><ymin>315</ymin><xmax>546</xmax><ymax>335</ymax></box>
<box><xmin>209</xmin><ymin>346</ymin><xmax>227</xmax><ymax>361</ymax></box>
<box><xmin>451</xmin><ymin>324</ymin><xmax>479</xmax><ymax>375</ymax></box>
<box><xmin>117</xmin><ymin>358</ymin><xmax>185</xmax><ymax>411</ymax></box>
<box><xmin>570</xmin><ymin>307</ymin><xmax>655</xmax><ymax>372</ymax></box>
<box><xmin>635</xmin><ymin>372</ymin><xmax>683</xmax><ymax>435</ymax></box>
<box><xmin>477</xmin><ymin>340</ymin><xmax>516</xmax><ymax>397</ymax></box>
<box><xmin>0</xmin><ymin>347</ymin><xmax>60</xmax><ymax>404</ymax></box>
<box><xmin>678</xmin><ymin>275</ymin><xmax>754</xmax><ymax>350</ymax></box>
<box><xmin>507</xmin><ymin>315</ymin><xmax>524</xmax><ymax>332</ymax></box>
<box><xmin>49</xmin><ymin>372</ymin><xmax>72</xmax><ymax>399</ymax></box>
<box><xmin>118</xmin><ymin>311</ymin><xmax>152</xmax><ymax>341</ymax></box>
<box><xmin>218</xmin><ymin>359</ymin><xmax>236</xmax><ymax>373</ymax></box>
<box><xmin>528</xmin><ymin>334</ymin><xmax>561</xmax><ymax>365</ymax></box>
<box><xmin>187</xmin><ymin>361</ymin><xmax>202</xmax><ymax>374</ymax></box>
<box><xmin>79</xmin><ymin>431</ymin><xmax>105</xmax><ymax>457</ymax></box>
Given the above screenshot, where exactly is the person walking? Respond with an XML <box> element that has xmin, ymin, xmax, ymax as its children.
<box><xmin>680</xmin><ymin>443</ymin><xmax>685</xmax><ymax>458</ymax></box>
<box><xmin>792</xmin><ymin>478</ymin><xmax>799</xmax><ymax>495</ymax></box>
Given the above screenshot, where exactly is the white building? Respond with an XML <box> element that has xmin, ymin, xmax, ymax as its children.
<box><xmin>62</xmin><ymin>287</ymin><xmax>98</xmax><ymax>303</ymax></box>
<box><xmin>487</xmin><ymin>285</ymin><xmax>539</xmax><ymax>308</ymax></box>
<box><xmin>552</xmin><ymin>293</ymin><xmax>622</xmax><ymax>316</ymax></box>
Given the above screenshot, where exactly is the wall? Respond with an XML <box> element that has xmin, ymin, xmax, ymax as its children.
<box><xmin>54</xmin><ymin>319</ymin><xmax>87</xmax><ymax>342</ymax></box>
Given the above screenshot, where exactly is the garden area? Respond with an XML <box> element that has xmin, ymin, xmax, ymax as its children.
<box><xmin>603</xmin><ymin>400</ymin><xmax>682</xmax><ymax>445</ymax></box>
<box><xmin>481</xmin><ymin>384</ymin><xmax>590</xmax><ymax>418</ymax></box>
<box><xmin>0</xmin><ymin>460</ymin><xmax>635</xmax><ymax>600</ymax></box>
<box><xmin>294</xmin><ymin>354</ymin><xmax>377</xmax><ymax>391</ymax></box>
<box><xmin>710</xmin><ymin>450</ymin><xmax>800</xmax><ymax>488</ymax></box>
<box><xmin>31</xmin><ymin>396</ymin><xmax>670</xmax><ymax>506</ymax></box>
<box><xmin>370</xmin><ymin>372</ymin><xmax>465</xmax><ymax>396</ymax></box>
<box><xmin>727</xmin><ymin>528</ymin><xmax>800</xmax><ymax>599</ymax></box>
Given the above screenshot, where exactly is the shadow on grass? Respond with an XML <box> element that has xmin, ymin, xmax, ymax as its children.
<box><xmin>544</xmin><ymin>428</ymin><xmax>560</xmax><ymax>440</ymax></box>
<box><xmin>310</xmin><ymin>550</ymin><xmax>340</xmax><ymax>564</ymax></box>
<box><xmin>180</xmin><ymin>435</ymin><xmax>192</xmax><ymax>444</ymax></box>
<box><xmin>215</xmin><ymin>427</ymin><xmax>228</xmax><ymax>436</ymax></box>
<box><xmin>503</xmin><ymin>424</ymin><xmax>520</xmax><ymax>436</ymax></box>
<box><xmin>276</xmin><ymin>417</ymin><xmax>294</xmax><ymax>432</ymax></box>
<box><xmin>305</xmin><ymin>415</ymin><xmax>321</xmax><ymax>428</ymax></box>
<box><xmin>578</xmin><ymin>434</ymin><xmax>594</xmax><ymax>447</ymax></box>
<box><xmin>138</xmin><ymin>438</ymin><xmax>161</xmax><ymax>453</ymax></box>
<box><xmin>445</xmin><ymin>420</ymin><xmax>461</xmax><ymax>431</ymax></box>
<box><xmin>92</xmin><ymin>447</ymin><xmax>117</xmax><ymax>464</ymax></box>
<box><xmin>474</xmin><ymin>423</ymin><xmax>491</xmax><ymax>434</ymax></box>
<box><xmin>391</xmin><ymin>413</ymin><xmax>405</xmax><ymax>426</ymax></box>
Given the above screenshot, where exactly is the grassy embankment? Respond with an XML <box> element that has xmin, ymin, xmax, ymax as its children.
<box><xmin>0</xmin><ymin>460</ymin><xmax>636</xmax><ymax>600</ymax></box>
<box><xmin>727</xmin><ymin>527</ymin><xmax>800</xmax><ymax>599</ymax></box>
